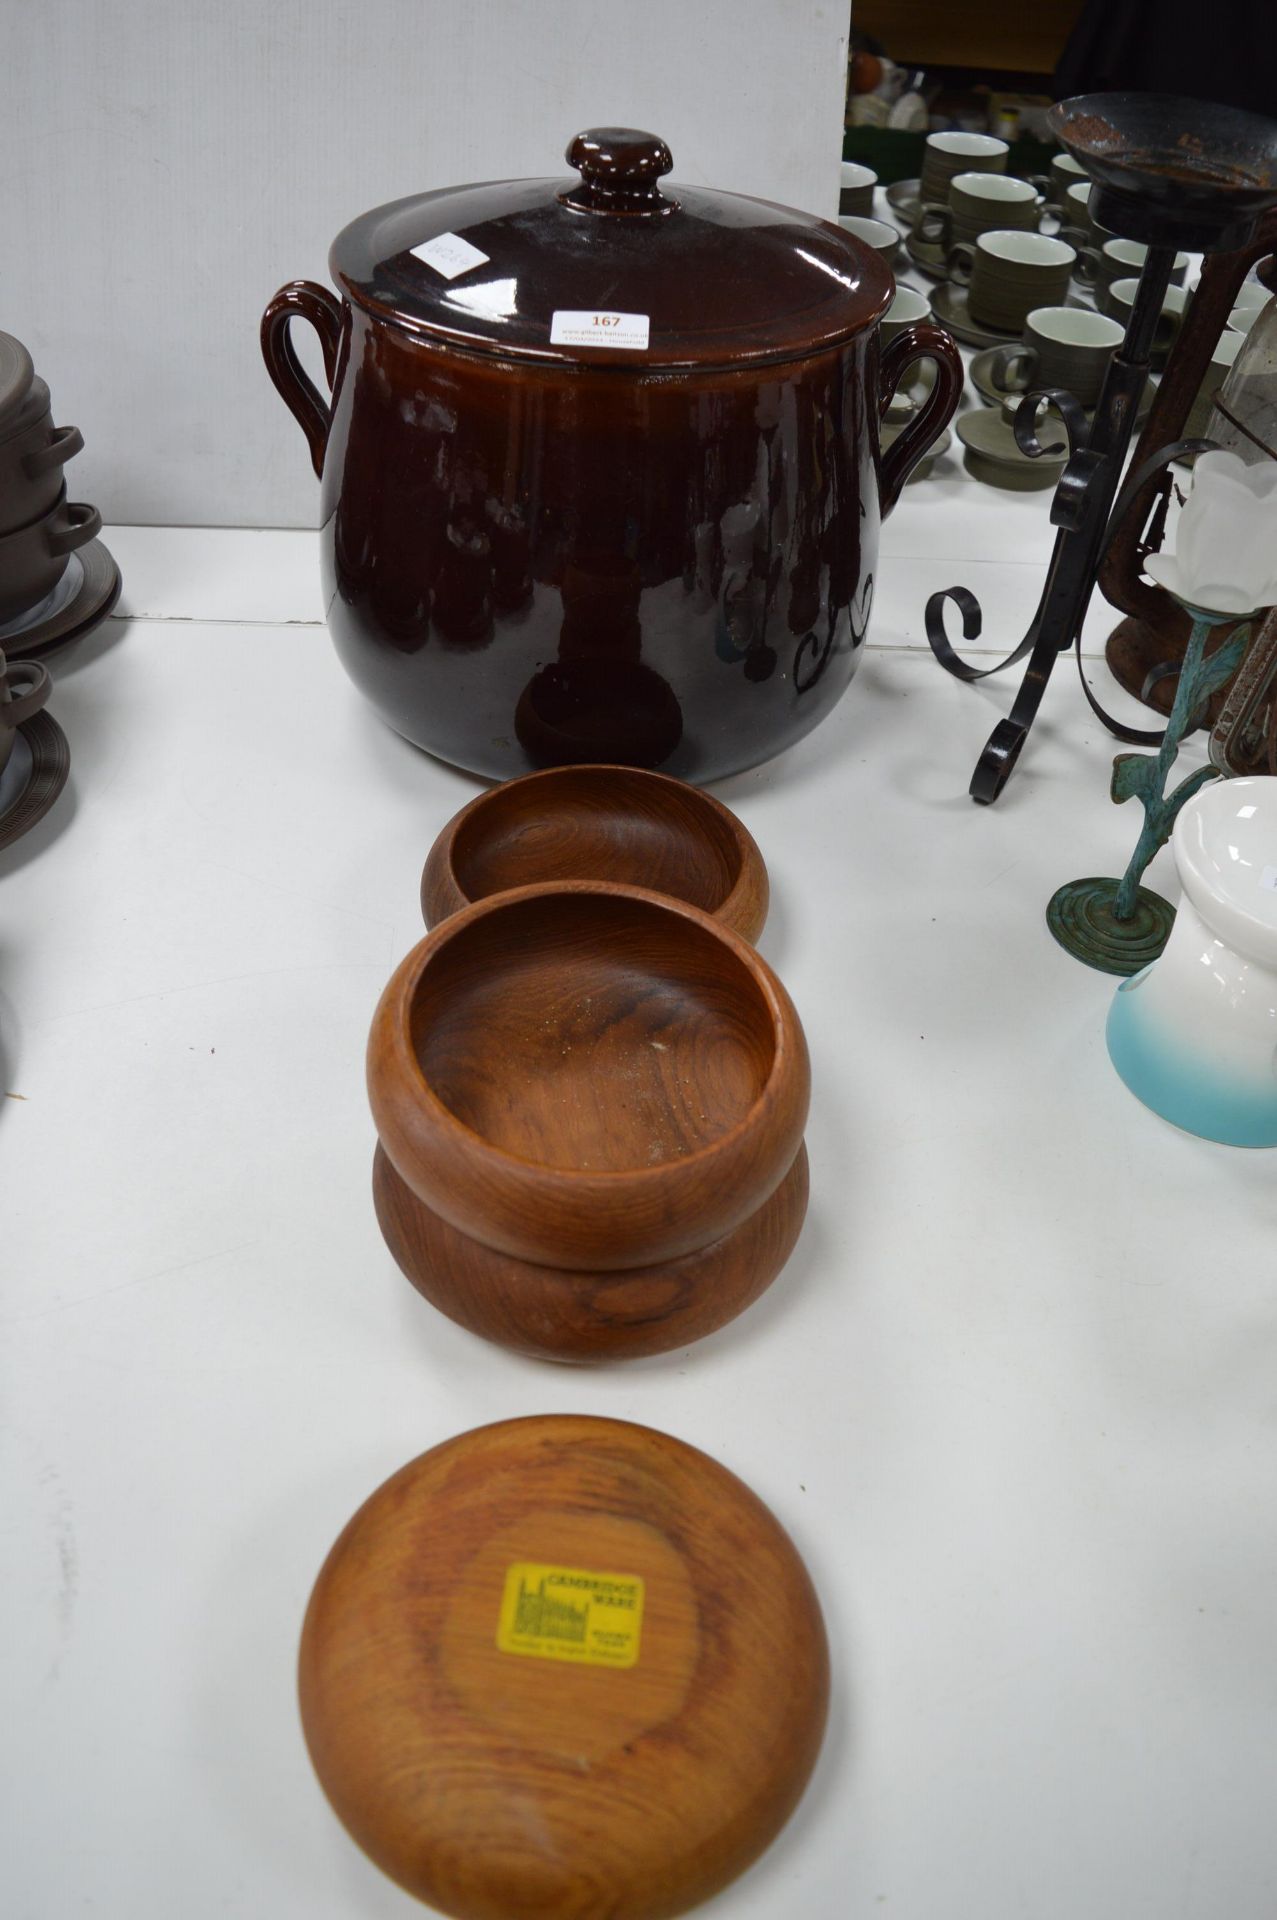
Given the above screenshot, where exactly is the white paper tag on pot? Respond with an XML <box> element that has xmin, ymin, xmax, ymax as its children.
<box><xmin>1260</xmin><ymin>864</ymin><xmax>1277</xmax><ymax>892</ymax></box>
<box><xmin>550</xmin><ymin>310</ymin><xmax>650</xmax><ymax>351</ymax></box>
<box><xmin>410</xmin><ymin>232</ymin><xmax>490</xmax><ymax>280</ymax></box>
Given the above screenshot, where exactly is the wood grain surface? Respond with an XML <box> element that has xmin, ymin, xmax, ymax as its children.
<box><xmin>372</xmin><ymin>1138</ymin><xmax>809</xmax><ymax>1360</ymax></box>
<box><xmin>368</xmin><ymin>883</ymin><xmax>810</xmax><ymax>1272</ymax></box>
<box><xmin>421</xmin><ymin>764</ymin><xmax>769</xmax><ymax>943</ymax></box>
<box><xmin>299</xmin><ymin>1415</ymin><xmax>829</xmax><ymax>1919</ymax></box>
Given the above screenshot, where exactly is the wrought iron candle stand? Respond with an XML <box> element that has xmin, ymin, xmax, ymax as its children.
<box><xmin>1100</xmin><ymin>230</ymin><xmax>1277</xmax><ymax>725</ymax></box>
<box><xmin>925</xmin><ymin>91</ymin><xmax>1277</xmax><ymax>804</ymax></box>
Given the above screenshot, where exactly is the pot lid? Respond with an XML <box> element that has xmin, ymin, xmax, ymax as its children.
<box><xmin>330</xmin><ymin>127</ymin><xmax>893</xmax><ymax>367</ymax></box>
<box><xmin>0</xmin><ymin>332</ymin><xmax>36</xmax><ymax>436</ymax></box>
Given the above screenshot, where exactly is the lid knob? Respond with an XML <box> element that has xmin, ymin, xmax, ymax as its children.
<box><xmin>562</xmin><ymin>128</ymin><xmax>676</xmax><ymax>215</ymax></box>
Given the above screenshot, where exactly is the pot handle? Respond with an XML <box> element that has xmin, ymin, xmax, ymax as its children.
<box><xmin>260</xmin><ymin>280</ymin><xmax>344</xmax><ymax>479</ymax></box>
<box><xmin>24</xmin><ymin>425</ymin><xmax>84</xmax><ymax>478</ymax></box>
<box><xmin>877</xmin><ymin>323</ymin><xmax>964</xmax><ymax>515</ymax></box>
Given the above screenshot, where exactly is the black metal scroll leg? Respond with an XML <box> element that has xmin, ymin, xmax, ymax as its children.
<box><xmin>927</xmin><ymin>244</ymin><xmax>1179</xmax><ymax>803</ymax></box>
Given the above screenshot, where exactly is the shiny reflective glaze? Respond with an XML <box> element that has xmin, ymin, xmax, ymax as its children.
<box><xmin>322</xmin><ymin>316</ymin><xmax>884</xmax><ymax>778</ymax></box>
<box><xmin>265</xmin><ymin>130</ymin><xmax>962</xmax><ymax>780</ymax></box>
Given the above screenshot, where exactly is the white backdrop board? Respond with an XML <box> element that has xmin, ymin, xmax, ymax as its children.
<box><xmin>3</xmin><ymin>0</ymin><xmax>849</xmax><ymax>528</ymax></box>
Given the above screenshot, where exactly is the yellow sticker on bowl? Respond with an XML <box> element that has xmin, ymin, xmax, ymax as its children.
<box><xmin>496</xmin><ymin>1562</ymin><xmax>644</xmax><ymax>1668</ymax></box>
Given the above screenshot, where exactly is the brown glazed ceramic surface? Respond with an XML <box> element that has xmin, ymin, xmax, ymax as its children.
<box><xmin>262</xmin><ymin>128</ymin><xmax>962</xmax><ymax>781</ymax></box>
<box><xmin>299</xmin><ymin>1414</ymin><xmax>830</xmax><ymax>1919</ymax></box>
<box><xmin>421</xmin><ymin>763</ymin><xmax>769</xmax><ymax>941</ymax></box>
<box><xmin>367</xmin><ymin>880</ymin><xmax>810</xmax><ymax>1275</ymax></box>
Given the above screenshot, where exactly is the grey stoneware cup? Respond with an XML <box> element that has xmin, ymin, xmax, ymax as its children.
<box><xmin>0</xmin><ymin>376</ymin><xmax>85</xmax><ymax>535</ymax></box>
<box><xmin>1103</xmin><ymin>276</ymin><xmax>1189</xmax><ymax>368</ymax></box>
<box><xmin>880</xmin><ymin>288</ymin><xmax>938</xmax><ymax>417</ymax></box>
<box><xmin>0</xmin><ymin>649</ymin><xmax>52</xmax><ymax>776</ymax></box>
<box><xmin>880</xmin><ymin>285</ymin><xmax>933</xmax><ymax>346</ymax></box>
<box><xmin>838</xmin><ymin>161</ymin><xmax>878</xmax><ymax>217</ymax></box>
<box><xmin>1063</xmin><ymin>180</ymin><xmax>1103</xmax><ymax>239</ymax></box>
<box><xmin>1047</xmin><ymin>152</ymin><xmax>1088</xmax><ymax>207</ymax></box>
<box><xmin>990</xmin><ymin>306</ymin><xmax>1125</xmax><ymax>409</ymax></box>
<box><xmin>916</xmin><ymin>171</ymin><xmax>1041</xmax><ymax>251</ymax></box>
<box><xmin>919</xmin><ymin>130</ymin><xmax>1008</xmax><ymax>206</ymax></box>
<box><xmin>948</xmin><ymin>230</ymin><xmax>1077</xmax><ymax>333</ymax></box>
<box><xmin>1097</xmin><ymin>237</ymin><xmax>1190</xmax><ymax>299</ymax></box>
<box><xmin>837</xmin><ymin>214</ymin><xmax>900</xmax><ymax>263</ymax></box>
<box><xmin>0</xmin><ymin>488</ymin><xmax>101</xmax><ymax>624</ymax></box>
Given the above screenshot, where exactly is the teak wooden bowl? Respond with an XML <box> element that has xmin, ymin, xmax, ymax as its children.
<box><xmin>368</xmin><ymin>881</ymin><xmax>808</xmax><ymax>1270</ymax></box>
<box><xmin>421</xmin><ymin>764</ymin><xmax>769</xmax><ymax>943</ymax></box>
<box><xmin>367</xmin><ymin>882</ymin><xmax>810</xmax><ymax>1356</ymax></box>
<box><xmin>373</xmin><ymin>1137</ymin><xmax>809</xmax><ymax>1361</ymax></box>
<box><xmin>299</xmin><ymin>1414</ymin><xmax>830</xmax><ymax>1920</ymax></box>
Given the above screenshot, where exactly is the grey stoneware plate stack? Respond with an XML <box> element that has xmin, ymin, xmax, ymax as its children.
<box><xmin>0</xmin><ymin>331</ymin><xmax>118</xmax><ymax>850</ymax></box>
<box><xmin>0</xmin><ymin>330</ymin><xmax>120</xmax><ymax>660</ymax></box>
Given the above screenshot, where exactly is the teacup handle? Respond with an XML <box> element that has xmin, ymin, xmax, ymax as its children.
<box><xmin>24</xmin><ymin>425</ymin><xmax>84</xmax><ymax>478</ymax></box>
<box><xmin>48</xmin><ymin>502</ymin><xmax>101</xmax><ymax>557</ymax></box>
<box><xmin>878</xmin><ymin>322</ymin><xmax>964</xmax><ymax>514</ymax></box>
<box><xmin>1056</xmin><ymin>225</ymin><xmax>1092</xmax><ymax>252</ymax></box>
<box><xmin>947</xmin><ymin>243</ymin><xmax>976</xmax><ymax>287</ymax></box>
<box><xmin>0</xmin><ymin>656</ymin><xmax>52</xmax><ymax>729</ymax></box>
<box><xmin>1072</xmin><ymin>244</ymin><xmax>1102</xmax><ymax>286</ymax></box>
<box><xmin>260</xmin><ymin>280</ymin><xmax>345</xmax><ymax>480</ymax></box>
<box><xmin>915</xmin><ymin>202</ymin><xmax>950</xmax><ymax>247</ymax></box>
<box><xmin>991</xmin><ymin>345</ymin><xmax>1037</xmax><ymax>392</ymax></box>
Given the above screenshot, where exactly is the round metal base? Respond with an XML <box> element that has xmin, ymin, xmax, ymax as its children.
<box><xmin>1046</xmin><ymin>876</ymin><xmax>1176</xmax><ymax>975</ymax></box>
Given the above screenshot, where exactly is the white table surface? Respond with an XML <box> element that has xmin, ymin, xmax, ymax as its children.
<box><xmin>4</xmin><ymin>398</ymin><xmax>1276</xmax><ymax>1920</ymax></box>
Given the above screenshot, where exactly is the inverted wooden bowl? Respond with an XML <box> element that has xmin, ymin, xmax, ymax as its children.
<box><xmin>373</xmin><ymin>1137</ymin><xmax>809</xmax><ymax>1361</ymax></box>
<box><xmin>299</xmin><ymin>1414</ymin><xmax>830</xmax><ymax>1920</ymax></box>
<box><xmin>368</xmin><ymin>882</ymin><xmax>809</xmax><ymax>1274</ymax></box>
<box><xmin>421</xmin><ymin>764</ymin><xmax>769</xmax><ymax>942</ymax></box>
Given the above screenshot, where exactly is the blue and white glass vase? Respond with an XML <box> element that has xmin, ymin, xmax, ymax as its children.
<box><xmin>1107</xmin><ymin>777</ymin><xmax>1277</xmax><ymax>1147</ymax></box>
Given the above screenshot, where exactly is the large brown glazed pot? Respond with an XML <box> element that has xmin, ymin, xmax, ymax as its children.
<box><xmin>263</xmin><ymin>127</ymin><xmax>961</xmax><ymax>782</ymax></box>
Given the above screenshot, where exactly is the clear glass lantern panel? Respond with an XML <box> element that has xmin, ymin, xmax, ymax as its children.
<box><xmin>1207</xmin><ymin>289</ymin><xmax>1277</xmax><ymax>464</ymax></box>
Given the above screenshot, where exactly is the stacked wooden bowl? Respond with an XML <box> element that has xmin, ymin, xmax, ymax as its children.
<box><xmin>369</xmin><ymin>766</ymin><xmax>810</xmax><ymax>1361</ymax></box>
<box><xmin>304</xmin><ymin>768</ymin><xmax>829</xmax><ymax>1919</ymax></box>
<box><xmin>420</xmin><ymin>763</ymin><xmax>769</xmax><ymax>940</ymax></box>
